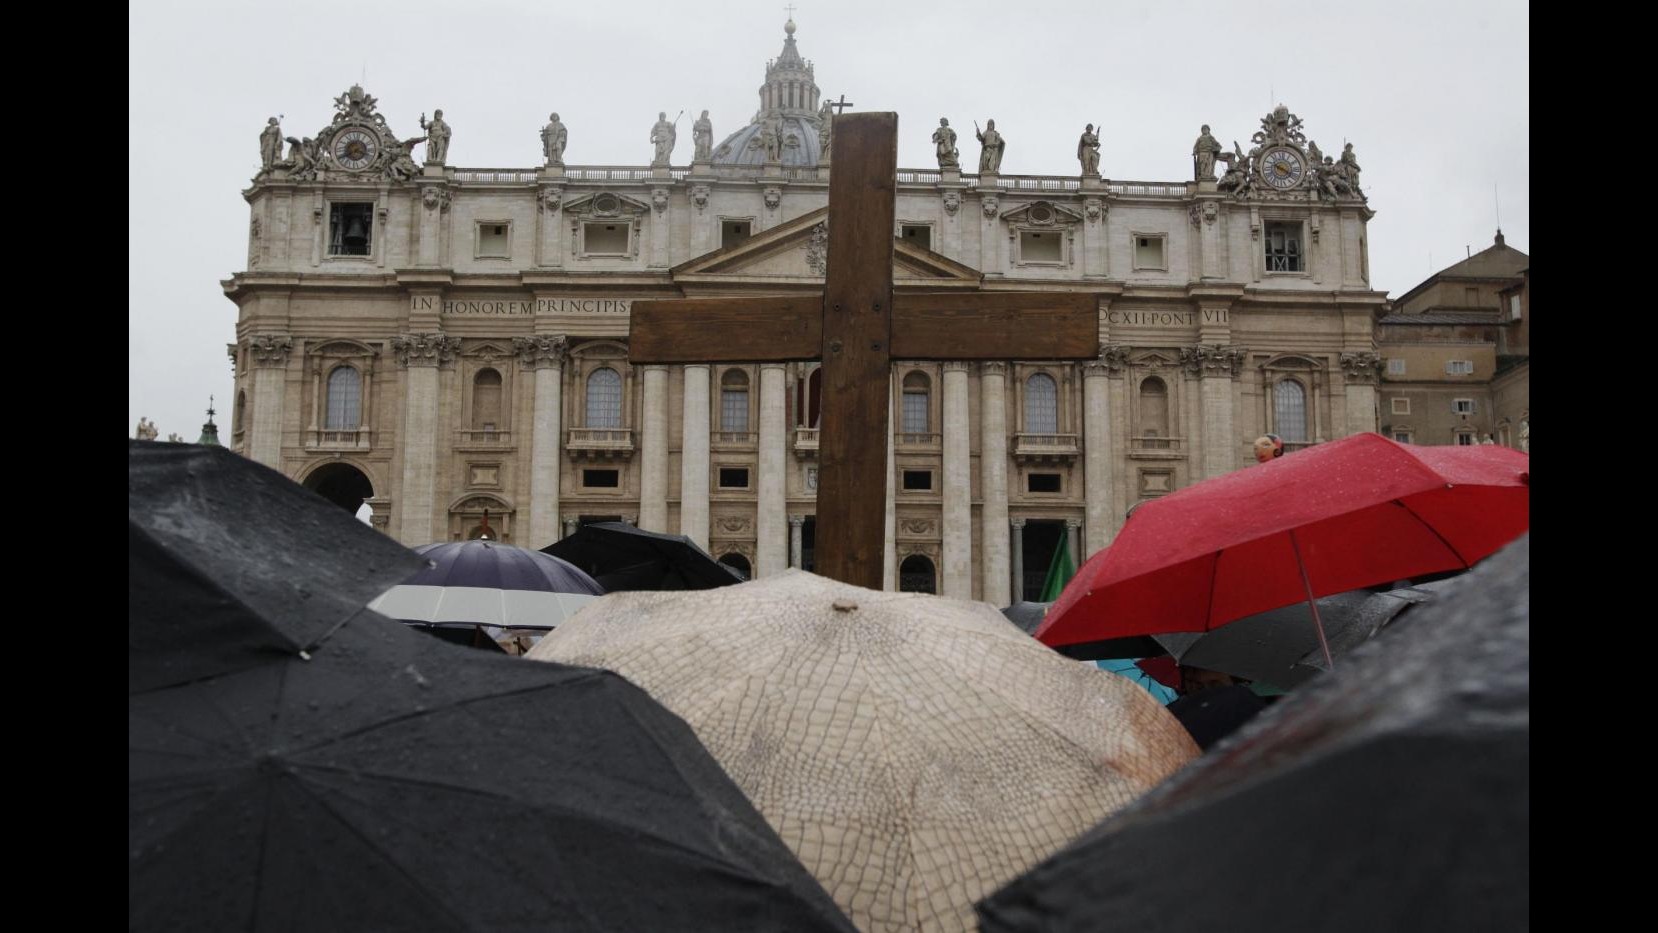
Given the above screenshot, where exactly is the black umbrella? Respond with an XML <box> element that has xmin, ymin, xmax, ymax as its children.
<box><xmin>130</xmin><ymin>450</ymin><xmax>856</xmax><ymax>932</ymax></box>
<box><xmin>999</xmin><ymin>600</ymin><xmax>1050</xmax><ymax>634</ymax></box>
<box><xmin>543</xmin><ymin>521</ymin><xmax>745</xmax><ymax>591</ymax></box>
<box><xmin>1153</xmin><ymin>581</ymin><xmax>1454</xmax><ymax>689</ymax></box>
<box><xmin>977</xmin><ymin>533</ymin><xmax>1529</xmax><ymax>933</ymax></box>
<box><xmin>128</xmin><ymin>441</ymin><xmax>425</xmax><ymax>692</ymax></box>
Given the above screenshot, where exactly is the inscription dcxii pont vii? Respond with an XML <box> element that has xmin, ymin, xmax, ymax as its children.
<box><xmin>1105</xmin><ymin>308</ymin><xmax>1229</xmax><ymax>326</ymax></box>
<box><xmin>411</xmin><ymin>296</ymin><xmax>634</xmax><ymax>315</ymax></box>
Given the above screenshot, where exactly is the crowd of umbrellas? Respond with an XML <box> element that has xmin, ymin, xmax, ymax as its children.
<box><xmin>129</xmin><ymin>433</ymin><xmax>1529</xmax><ymax>931</ymax></box>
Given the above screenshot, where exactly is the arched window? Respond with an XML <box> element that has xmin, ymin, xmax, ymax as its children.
<box><xmin>586</xmin><ymin>367</ymin><xmax>622</xmax><ymax>428</ymax></box>
<box><xmin>899</xmin><ymin>555</ymin><xmax>936</xmax><ymax>594</ymax></box>
<box><xmin>1273</xmin><ymin>380</ymin><xmax>1308</xmax><ymax>443</ymax></box>
<box><xmin>325</xmin><ymin>366</ymin><xmax>361</xmax><ymax>430</ymax></box>
<box><xmin>901</xmin><ymin>371</ymin><xmax>930</xmax><ymax>433</ymax></box>
<box><xmin>718</xmin><ymin>553</ymin><xmax>751</xmax><ymax>579</ymax></box>
<box><xmin>1025</xmin><ymin>373</ymin><xmax>1058</xmax><ymax>433</ymax></box>
<box><xmin>721</xmin><ymin>369</ymin><xmax>750</xmax><ymax>432</ymax></box>
<box><xmin>796</xmin><ymin>366</ymin><xmax>822</xmax><ymax>428</ymax></box>
<box><xmin>472</xmin><ymin>368</ymin><xmax>502</xmax><ymax>431</ymax></box>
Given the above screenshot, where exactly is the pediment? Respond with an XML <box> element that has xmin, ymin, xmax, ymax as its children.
<box><xmin>564</xmin><ymin>191</ymin><xmax>651</xmax><ymax>218</ymax></box>
<box><xmin>1000</xmin><ymin>199</ymin><xmax>1085</xmax><ymax>226</ymax></box>
<box><xmin>673</xmin><ymin>206</ymin><xmax>982</xmax><ymax>286</ymax></box>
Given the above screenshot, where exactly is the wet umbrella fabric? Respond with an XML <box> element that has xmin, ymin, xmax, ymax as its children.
<box><xmin>542</xmin><ymin>521</ymin><xmax>744</xmax><ymax>591</ymax></box>
<box><xmin>128</xmin><ymin>441</ymin><xmax>425</xmax><ymax>693</ymax></box>
<box><xmin>528</xmin><ymin>570</ymin><xmax>1198</xmax><ymax>933</ymax></box>
<box><xmin>978</xmin><ymin>534</ymin><xmax>1530</xmax><ymax>932</ymax></box>
<box><xmin>1000</xmin><ymin>601</ymin><xmax>1051</xmax><ymax>635</ymax></box>
<box><xmin>1037</xmin><ymin>433</ymin><xmax>1529</xmax><ymax>651</ymax></box>
<box><xmin>369</xmin><ymin>540</ymin><xmax>602</xmax><ymax>629</ymax></box>
<box><xmin>130</xmin><ymin>565</ymin><xmax>857</xmax><ymax>932</ymax></box>
<box><xmin>1152</xmin><ymin>582</ymin><xmax>1449</xmax><ymax>689</ymax></box>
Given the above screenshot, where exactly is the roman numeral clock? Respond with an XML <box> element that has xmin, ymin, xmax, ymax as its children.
<box><xmin>1258</xmin><ymin>146</ymin><xmax>1304</xmax><ymax>189</ymax></box>
<box><xmin>333</xmin><ymin>129</ymin><xmax>379</xmax><ymax>171</ymax></box>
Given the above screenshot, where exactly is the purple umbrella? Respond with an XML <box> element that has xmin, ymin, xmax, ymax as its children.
<box><xmin>369</xmin><ymin>540</ymin><xmax>604</xmax><ymax>632</ymax></box>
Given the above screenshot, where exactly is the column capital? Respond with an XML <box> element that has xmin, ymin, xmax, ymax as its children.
<box><xmin>1181</xmin><ymin>343</ymin><xmax>1246</xmax><ymax>379</ymax></box>
<box><xmin>638</xmin><ymin>363</ymin><xmax>671</xmax><ymax>374</ymax></box>
<box><xmin>788</xmin><ymin>514</ymin><xmax>804</xmax><ymax>527</ymax></box>
<box><xmin>760</xmin><ymin>361</ymin><xmax>788</xmax><ymax>374</ymax></box>
<box><xmin>1339</xmin><ymin>350</ymin><xmax>1383</xmax><ymax>384</ymax></box>
<box><xmin>514</xmin><ymin>334</ymin><xmax>568</xmax><ymax>369</ymax></box>
<box><xmin>1084</xmin><ymin>343</ymin><xmax>1132</xmax><ymax>378</ymax></box>
<box><xmin>1064</xmin><ymin>517</ymin><xmax>1082</xmax><ymax>529</ymax></box>
<box><xmin>248</xmin><ymin>334</ymin><xmax>294</xmax><ymax>367</ymax></box>
<box><xmin>941</xmin><ymin>361</ymin><xmax>972</xmax><ymax>373</ymax></box>
<box><xmin>981</xmin><ymin>361</ymin><xmax>1008</xmax><ymax>376</ymax></box>
<box><xmin>1010</xmin><ymin>517</ymin><xmax>1026</xmax><ymax>529</ymax></box>
<box><xmin>393</xmin><ymin>333</ymin><xmax>461</xmax><ymax>368</ymax></box>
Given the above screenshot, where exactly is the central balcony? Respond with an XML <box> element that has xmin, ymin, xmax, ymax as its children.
<box><xmin>793</xmin><ymin>427</ymin><xmax>819</xmax><ymax>459</ymax></box>
<box><xmin>567</xmin><ymin>427</ymin><xmax>634</xmax><ymax>461</ymax></box>
<box><xmin>1012</xmin><ymin>433</ymin><xmax>1079</xmax><ymax>463</ymax></box>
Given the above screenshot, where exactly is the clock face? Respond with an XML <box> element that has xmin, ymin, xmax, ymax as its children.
<box><xmin>1259</xmin><ymin>147</ymin><xmax>1304</xmax><ymax>189</ymax></box>
<box><xmin>332</xmin><ymin>129</ymin><xmax>379</xmax><ymax>170</ymax></box>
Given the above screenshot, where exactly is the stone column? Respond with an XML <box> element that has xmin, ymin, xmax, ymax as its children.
<box><xmin>1082</xmin><ymin>352</ymin><xmax>1116</xmax><ymax>556</ymax></box>
<box><xmin>514</xmin><ymin>336</ymin><xmax>568</xmax><ymax>549</ymax></box>
<box><xmin>247</xmin><ymin>335</ymin><xmax>293</xmax><ymax>469</ymax></box>
<box><xmin>680</xmin><ymin>365</ymin><xmax>711</xmax><ymax>550</ymax></box>
<box><xmin>1010</xmin><ymin>518</ymin><xmax>1026</xmax><ymax>603</ymax></box>
<box><xmin>941</xmin><ymin>361</ymin><xmax>973</xmax><ymax>599</ymax></box>
<box><xmin>1065</xmin><ymin>518</ymin><xmax>1082</xmax><ymax>567</ymax></box>
<box><xmin>884</xmin><ymin>377</ymin><xmax>897</xmax><ymax>591</ymax></box>
<box><xmin>979</xmin><ymin>362</ymin><xmax>1011</xmax><ymax>607</ymax></box>
<box><xmin>1185</xmin><ymin>344</ymin><xmax>1244</xmax><ymax>480</ymax></box>
<box><xmin>638</xmin><ymin>365</ymin><xmax>670</xmax><ymax>532</ymax></box>
<box><xmin>536</xmin><ymin>186</ymin><xmax>563</xmax><ymax>268</ymax></box>
<box><xmin>393</xmin><ymin>333</ymin><xmax>459</xmax><ymax>544</ymax></box>
<box><xmin>1081</xmin><ymin>186</ymin><xmax>1108</xmax><ymax>278</ymax></box>
<box><xmin>1340</xmin><ymin>351</ymin><xmax>1382</xmax><ymax>436</ymax></box>
<box><xmin>564</xmin><ymin>517</ymin><xmax>579</xmax><ymax>539</ymax></box>
<box><xmin>649</xmin><ymin>188</ymin><xmax>670</xmax><ymax>269</ymax></box>
<box><xmin>416</xmin><ymin>183</ymin><xmax>449</xmax><ymax>267</ymax></box>
<box><xmin>789</xmin><ymin>514</ymin><xmax>804</xmax><ymax>569</ymax></box>
<box><xmin>757</xmin><ymin>363</ymin><xmax>788</xmax><ymax>577</ymax></box>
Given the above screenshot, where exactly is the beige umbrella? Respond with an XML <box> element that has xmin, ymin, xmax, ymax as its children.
<box><xmin>528</xmin><ymin>570</ymin><xmax>1197</xmax><ymax>932</ymax></box>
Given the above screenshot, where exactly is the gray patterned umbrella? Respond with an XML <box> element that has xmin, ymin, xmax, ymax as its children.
<box><xmin>528</xmin><ymin>570</ymin><xmax>1198</xmax><ymax>933</ymax></box>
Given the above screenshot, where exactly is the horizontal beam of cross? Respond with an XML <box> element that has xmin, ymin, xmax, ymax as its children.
<box><xmin>629</xmin><ymin>291</ymin><xmax>1100</xmax><ymax>363</ymax></box>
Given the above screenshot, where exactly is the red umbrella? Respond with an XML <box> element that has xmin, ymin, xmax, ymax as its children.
<box><xmin>1036</xmin><ymin>434</ymin><xmax>1528</xmax><ymax>667</ymax></box>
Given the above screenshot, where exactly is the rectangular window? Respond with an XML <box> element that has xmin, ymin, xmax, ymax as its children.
<box><xmin>1387</xmin><ymin>358</ymin><xmax>1406</xmax><ymax>375</ymax></box>
<box><xmin>1264</xmin><ymin>222</ymin><xmax>1302</xmax><ymax>272</ymax></box>
<box><xmin>721</xmin><ymin>220</ymin><xmax>752</xmax><ymax>250</ymax></box>
<box><xmin>718</xmin><ymin>467</ymin><xmax>750</xmax><ymax>489</ymax></box>
<box><xmin>1391</xmin><ymin>398</ymin><xmax>1410</xmax><ymax>415</ymax></box>
<box><xmin>1393</xmin><ymin>432</ymin><xmax>1413</xmax><ymax>444</ymax></box>
<box><xmin>901</xmin><ymin>390</ymin><xmax>928</xmax><ymax>433</ymax></box>
<box><xmin>1020</xmin><ymin>230</ymin><xmax>1062</xmax><ymax>263</ymax></box>
<box><xmin>902</xmin><ymin>470</ymin><xmax>932</xmax><ymax>491</ymax></box>
<box><xmin>1456</xmin><ymin>433</ymin><xmax>1475</xmax><ymax>446</ymax></box>
<box><xmin>584</xmin><ymin>222</ymin><xmax>629</xmax><ymax>255</ymax></box>
<box><xmin>1452</xmin><ymin>398</ymin><xmax>1476</xmax><ymax>415</ymax></box>
<box><xmin>582</xmin><ymin>469</ymin><xmax>619</xmax><ymax>488</ymax></box>
<box><xmin>477</xmin><ymin>222</ymin><xmax>510</xmax><ymax>258</ymax></box>
<box><xmin>901</xmin><ymin>224</ymin><xmax>931</xmax><ymax>250</ymax></box>
<box><xmin>1445</xmin><ymin>360</ymin><xmax>1474</xmax><ymax>375</ymax></box>
<box><xmin>805</xmin><ymin>466</ymin><xmax>818</xmax><ymax>491</ymax></box>
<box><xmin>328</xmin><ymin>202</ymin><xmax>374</xmax><ymax>256</ymax></box>
<box><xmin>1509</xmin><ymin>295</ymin><xmax>1522</xmax><ymax>321</ymax></box>
<box><xmin>1028</xmin><ymin>473</ymin><xmax>1062</xmax><ymax>493</ymax></box>
<box><xmin>720</xmin><ymin>389</ymin><xmax>749</xmax><ymax>432</ymax></box>
<box><xmin>1133</xmin><ymin>235</ymin><xmax>1166</xmax><ymax>270</ymax></box>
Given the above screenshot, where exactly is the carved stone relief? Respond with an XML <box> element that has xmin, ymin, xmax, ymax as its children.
<box><xmin>513</xmin><ymin>335</ymin><xmax>569</xmax><ymax>368</ymax></box>
<box><xmin>393</xmin><ymin>333</ymin><xmax>461</xmax><ymax>367</ymax></box>
<box><xmin>1180</xmin><ymin>344</ymin><xmax>1246</xmax><ymax>378</ymax></box>
<box><xmin>1339</xmin><ymin>350</ymin><xmax>1382</xmax><ymax>384</ymax></box>
<box><xmin>805</xmin><ymin>222</ymin><xmax>828</xmax><ymax>275</ymax></box>
<box><xmin>248</xmin><ymin>334</ymin><xmax>294</xmax><ymax>366</ymax></box>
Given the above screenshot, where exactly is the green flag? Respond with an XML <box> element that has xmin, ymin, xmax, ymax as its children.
<box><xmin>1038</xmin><ymin>539</ymin><xmax>1076</xmax><ymax>603</ymax></box>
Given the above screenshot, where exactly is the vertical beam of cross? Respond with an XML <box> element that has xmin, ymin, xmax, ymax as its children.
<box><xmin>814</xmin><ymin>113</ymin><xmax>897</xmax><ymax>589</ymax></box>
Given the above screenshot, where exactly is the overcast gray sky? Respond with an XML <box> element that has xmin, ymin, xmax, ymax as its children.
<box><xmin>129</xmin><ymin>0</ymin><xmax>1528</xmax><ymax>441</ymax></box>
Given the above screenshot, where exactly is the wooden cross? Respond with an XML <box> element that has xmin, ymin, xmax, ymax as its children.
<box><xmin>828</xmin><ymin>94</ymin><xmax>855</xmax><ymax>114</ymax></box>
<box><xmin>629</xmin><ymin>113</ymin><xmax>1098</xmax><ymax>590</ymax></box>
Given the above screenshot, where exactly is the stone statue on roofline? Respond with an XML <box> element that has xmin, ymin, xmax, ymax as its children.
<box><xmin>692</xmin><ymin>110</ymin><xmax>712</xmax><ymax>162</ymax></box>
<box><xmin>976</xmin><ymin>119</ymin><xmax>1004</xmax><ymax>173</ymax></box>
<box><xmin>135</xmin><ymin>417</ymin><xmax>159</xmax><ymax>441</ymax></box>
<box><xmin>933</xmin><ymin>118</ymin><xmax>959</xmax><ymax>169</ymax></box>
<box><xmin>651</xmin><ymin>111</ymin><xmax>678</xmax><ymax>166</ymax></box>
<box><xmin>1078</xmin><ymin>124</ymin><xmax>1101</xmax><ymax>176</ymax></box>
<box><xmin>420</xmin><ymin>110</ymin><xmax>451</xmax><ymax>164</ymax></box>
<box><xmin>1192</xmin><ymin>125</ymin><xmax>1222</xmax><ymax>181</ymax></box>
<box><xmin>542</xmin><ymin>113</ymin><xmax>568</xmax><ymax>166</ymax></box>
<box><xmin>259</xmin><ymin>117</ymin><xmax>283</xmax><ymax>172</ymax></box>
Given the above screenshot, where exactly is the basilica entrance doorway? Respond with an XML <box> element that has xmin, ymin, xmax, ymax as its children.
<box><xmin>303</xmin><ymin>462</ymin><xmax>373</xmax><ymax>514</ymax></box>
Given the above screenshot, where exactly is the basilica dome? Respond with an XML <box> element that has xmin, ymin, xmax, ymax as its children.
<box><xmin>711</xmin><ymin>19</ymin><xmax>827</xmax><ymax>169</ymax></box>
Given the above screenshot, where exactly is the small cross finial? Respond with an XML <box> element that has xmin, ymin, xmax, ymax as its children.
<box><xmin>829</xmin><ymin>93</ymin><xmax>855</xmax><ymax>114</ymax></box>
<box><xmin>784</xmin><ymin>4</ymin><xmax>797</xmax><ymax>19</ymax></box>
<box><xmin>206</xmin><ymin>395</ymin><xmax>216</xmax><ymax>420</ymax></box>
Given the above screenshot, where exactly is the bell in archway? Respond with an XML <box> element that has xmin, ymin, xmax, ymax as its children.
<box><xmin>342</xmin><ymin>213</ymin><xmax>370</xmax><ymax>252</ymax></box>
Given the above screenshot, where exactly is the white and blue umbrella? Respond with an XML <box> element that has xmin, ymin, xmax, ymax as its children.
<box><xmin>369</xmin><ymin>540</ymin><xmax>604</xmax><ymax>631</ymax></box>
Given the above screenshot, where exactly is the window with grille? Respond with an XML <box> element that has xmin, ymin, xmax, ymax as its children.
<box><xmin>1273</xmin><ymin>380</ymin><xmax>1308</xmax><ymax>443</ymax></box>
<box><xmin>1025</xmin><ymin>373</ymin><xmax>1058</xmax><ymax>433</ymax></box>
<box><xmin>585</xmin><ymin>368</ymin><xmax>623</xmax><ymax>428</ymax></box>
<box><xmin>1452</xmin><ymin>398</ymin><xmax>1476</xmax><ymax>415</ymax></box>
<box><xmin>1445</xmin><ymin>360</ymin><xmax>1474</xmax><ymax>375</ymax></box>
<box><xmin>720</xmin><ymin>369</ymin><xmax>750</xmax><ymax>432</ymax></box>
<box><xmin>1456</xmin><ymin>432</ymin><xmax>1475</xmax><ymax>446</ymax></box>
<box><xmin>901</xmin><ymin>372</ymin><xmax>930</xmax><ymax>433</ymax></box>
<box><xmin>325</xmin><ymin>366</ymin><xmax>361</xmax><ymax>429</ymax></box>
<box><xmin>1387</xmin><ymin>358</ymin><xmax>1406</xmax><ymax>375</ymax></box>
<box><xmin>1264</xmin><ymin>222</ymin><xmax>1302</xmax><ymax>272</ymax></box>
<box><xmin>1393</xmin><ymin>432</ymin><xmax>1413</xmax><ymax>444</ymax></box>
